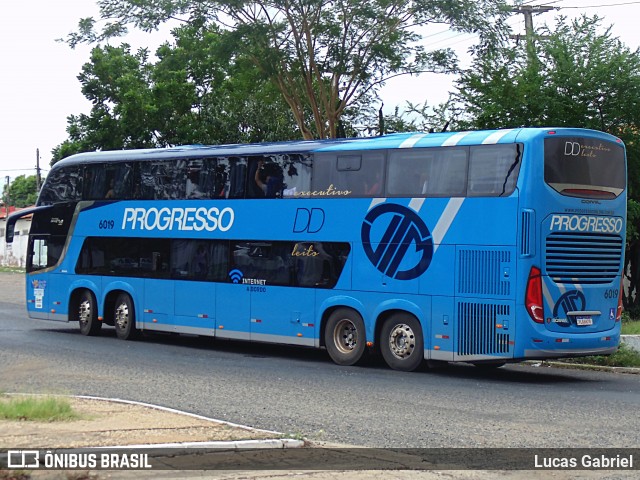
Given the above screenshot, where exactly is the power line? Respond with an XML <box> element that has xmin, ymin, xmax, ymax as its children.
<box><xmin>560</xmin><ymin>1</ymin><xmax>640</xmax><ymax>7</ymax></box>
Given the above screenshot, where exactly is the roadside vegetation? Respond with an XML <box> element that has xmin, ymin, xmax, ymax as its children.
<box><xmin>0</xmin><ymin>395</ymin><xmax>81</xmax><ymax>422</ymax></box>
<box><xmin>0</xmin><ymin>267</ymin><xmax>25</xmax><ymax>274</ymax></box>
<box><xmin>621</xmin><ymin>311</ymin><xmax>640</xmax><ymax>335</ymax></box>
<box><xmin>563</xmin><ymin>343</ymin><xmax>640</xmax><ymax>369</ymax></box>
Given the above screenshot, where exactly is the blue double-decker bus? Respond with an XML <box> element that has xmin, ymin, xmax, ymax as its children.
<box><xmin>7</xmin><ymin>127</ymin><xmax>627</xmax><ymax>371</ymax></box>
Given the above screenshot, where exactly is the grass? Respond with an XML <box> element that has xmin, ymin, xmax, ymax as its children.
<box><xmin>563</xmin><ymin>343</ymin><xmax>640</xmax><ymax>368</ymax></box>
<box><xmin>621</xmin><ymin>318</ymin><xmax>640</xmax><ymax>335</ymax></box>
<box><xmin>0</xmin><ymin>395</ymin><xmax>81</xmax><ymax>422</ymax></box>
<box><xmin>0</xmin><ymin>266</ymin><xmax>24</xmax><ymax>274</ymax></box>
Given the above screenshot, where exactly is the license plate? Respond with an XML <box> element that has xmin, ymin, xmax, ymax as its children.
<box><xmin>576</xmin><ymin>316</ymin><xmax>593</xmax><ymax>326</ymax></box>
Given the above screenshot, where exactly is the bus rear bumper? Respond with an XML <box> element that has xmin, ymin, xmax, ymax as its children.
<box><xmin>521</xmin><ymin>331</ymin><xmax>620</xmax><ymax>360</ymax></box>
<box><xmin>523</xmin><ymin>345</ymin><xmax>618</xmax><ymax>359</ymax></box>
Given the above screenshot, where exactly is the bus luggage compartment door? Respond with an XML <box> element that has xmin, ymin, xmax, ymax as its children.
<box><xmin>174</xmin><ymin>280</ymin><xmax>215</xmax><ymax>335</ymax></box>
<box><xmin>249</xmin><ymin>286</ymin><xmax>315</xmax><ymax>346</ymax></box>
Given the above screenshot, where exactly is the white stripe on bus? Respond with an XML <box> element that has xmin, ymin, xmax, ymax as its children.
<box><xmin>441</xmin><ymin>131</ymin><xmax>471</xmax><ymax>146</ymax></box>
<box><xmin>369</xmin><ymin>198</ymin><xmax>386</xmax><ymax>210</ymax></box>
<box><xmin>399</xmin><ymin>133</ymin><xmax>428</xmax><ymax>148</ymax></box>
<box><xmin>432</xmin><ymin>198</ymin><xmax>464</xmax><ymax>253</ymax></box>
<box><xmin>409</xmin><ymin>198</ymin><xmax>425</xmax><ymax>212</ymax></box>
<box><xmin>482</xmin><ymin>129</ymin><xmax>516</xmax><ymax>144</ymax></box>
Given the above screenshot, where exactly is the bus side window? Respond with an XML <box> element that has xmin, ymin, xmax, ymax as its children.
<box><xmin>311</xmin><ymin>152</ymin><xmax>384</xmax><ymax>197</ymax></box>
<box><xmin>139</xmin><ymin>160</ymin><xmax>187</xmax><ymax>200</ymax></box>
<box><xmin>170</xmin><ymin>240</ymin><xmax>229</xmax><ymax>281</ymax></box>
<box><xmin>387</xmin><ymin>148</ymin><xmax>467</xmax><ymax>197</ymax></box>
<box><xmin>38</xmin><ymin>166</ymin><xmax>82</xmax><ymax>205</ymax></box>
<box><xmin>248</xmin><ymin>157</ymin><xmax>285</xmax><ymax>199</ymax></box>
<box><xmin>468</xmin><ymin>144</ymin><xmax>521</xmax><ymax>197</ymax></box>
<box><xmin>223</xmin><ymin>157</ymin><xmax>247</xmax><ymax>199</ymax></box>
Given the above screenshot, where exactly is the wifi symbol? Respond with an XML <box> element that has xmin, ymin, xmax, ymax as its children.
<box><xmin>229</xmin><ymin>269</ymin><xmax>244</xmax><ymax>284</ymax></box>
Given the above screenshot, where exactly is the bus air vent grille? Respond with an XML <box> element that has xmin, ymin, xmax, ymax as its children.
<box><xmin>457</xmin><ymin>302</ymin><xmax>511</xmax><ymax>356</ymax></box>
<box><xmin>545</xmin><ymin>232</ymin><xmax>622</xmax><ymax>284</ymax></box>
<box><xmin>458</xmin><ymin>249</ymin><xmax>511</xmax><ymax>296</ymax></box>
<box><xmin>520</xmin><ymin>209</ymin><xmax>535</xmax><ymax>257</ymax></box>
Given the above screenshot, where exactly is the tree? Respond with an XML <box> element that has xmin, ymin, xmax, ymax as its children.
<box><xmin>65</xmin><ymin>0</ymin><xmax>510</xmax><ymax>139</ymax></box>
<box><xmin>3</xmin><ymin>175</ymin><xmax>38</xmax><ymax>208</ymax></box>
<box><xmin>53</xmin><ymin>24</ymin><xmax>300</xmax><ymax>164</ymax></box>
<box><xmin>452</xmin><ymin>15</ymin><xmax>640</xmax><ymax>308</ymax></box>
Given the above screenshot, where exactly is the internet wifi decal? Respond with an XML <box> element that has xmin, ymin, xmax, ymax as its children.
<box><xmin>229</xmin><ymin>269</ymin><xmax>244</xmax><ymax>284</ymax></box>
<box><xmin>361</xmin><ymin>203</ymin><xmax>434</xmax><ymax>281</ymax></box>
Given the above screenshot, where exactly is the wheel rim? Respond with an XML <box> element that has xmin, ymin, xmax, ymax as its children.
<box><xmin>78</xmin><ymin>298</ymin><xmax>92</xmax><ymax>327</ymax></box>
<box><xmin>115</xmin><ymin>302</ymin><xmax>130</xmax><ymax>331</ymax></box>
<box><xmin>387</xmin><ymin>323</ymin><xmax>416</xmax><ymax>360</ymax></box>
<box><xmin>333</xmin><ymin>318</ymin><xmax>358</xmax><ymax>354</ymax></box>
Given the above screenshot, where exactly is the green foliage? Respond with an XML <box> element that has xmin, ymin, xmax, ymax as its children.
<box><xmin>564</xmin><ymin>343</ymin><xmax>640</xmax><ymax>368</ymax></box>
<box><xmin>53</xmin><ymin>25</ymin><xmax>300</xmax><ymax>164</ymax></box>
<box><xmin>621</xmin><ymin>319</ymin><xmax>640</xmax><ymax>335</ymax></box>
<box><xmin>454</xmin><ymin>16</ymin><xmax>640</xmax><ymax>133</ymax></box>
<box><xmin>2</xmin><ymin>175</ymin><xmax>38</xmax><ymax>208</ymax></box>
<box><xmin>63</xmin><ymin>0</ymin><xmax>510</xmax><ymax>139</ymax></box>
<box><xmin>0</xmin><ymin>396</ymin><xmax>80</xmax><ymax>422</ymax></box>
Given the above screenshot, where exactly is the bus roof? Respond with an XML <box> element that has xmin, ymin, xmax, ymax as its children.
<box><xmin>53</xmin><ymin>127</ymin><xmax>622</xmax><ymax>168</ymax></box>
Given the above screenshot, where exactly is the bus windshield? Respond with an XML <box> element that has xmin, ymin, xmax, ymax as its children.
<box><xmin>544</xmin><ymin>136</ymin><xmax>625</xmax><ymax>199</ymax></box>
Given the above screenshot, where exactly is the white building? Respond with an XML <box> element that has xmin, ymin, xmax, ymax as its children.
<box><xmin>0</xmin><ymin>207</ymin><xmax>32</xmax><ymax>267</ymax></box>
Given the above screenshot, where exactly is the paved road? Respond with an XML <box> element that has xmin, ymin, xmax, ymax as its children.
<box><xmin>1</xmin><ymin>272</ymin><xmax>639</xmax><ymax>449</ymax></box>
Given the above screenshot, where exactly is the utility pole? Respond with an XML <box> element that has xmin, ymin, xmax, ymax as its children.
<box><xmin>35</xmin><ymin>148</ymin><xmax>42</xmax><ymax>191</ymax></box>
<box><xmin>510</xmin><ymin>4</ymin><xmax>555</xmax><ymax>62</ymax></box>
<box><xmin>4</xmin><ymin>176</ymin><xmax>9</xmax><ymax>219</ymax></box>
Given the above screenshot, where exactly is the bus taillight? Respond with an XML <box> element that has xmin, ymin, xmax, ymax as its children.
<box><xmin>617</xmin><ymin>276</ymin><xmax>624</xmax><ymax>322</ymax></box>
<box><xmin>526</xmin><ymin>266</ymin><xmax>544</xmax><ymax>324</ymax></box>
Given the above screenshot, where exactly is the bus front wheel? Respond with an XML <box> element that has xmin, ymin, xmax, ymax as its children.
<box><xmin>78</xmin><ymin>290</ymin><xmax>101</xmax><ymax>336</ymax></box>
<box><xmin>114</xmin><ymin>293</ymin><xmax>137</xmax><ymax>340</ymax></box>
<box><xmin>380</xmin><ymin>313</ymin><xmax>424</xmax><ymax>372</ymax></box>
<box><xmin>324</xmin><ymin>308</ymin><xmax>366</xmax><ymax>366</ymax></box>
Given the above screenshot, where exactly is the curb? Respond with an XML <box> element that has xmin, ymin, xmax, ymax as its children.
<box><xmin>524</xmin><ymin>361</ymin><xmax>640</xmax><ymax>374</ymax></box>
<box><xmin>6</xmin><ymin>393</ymin><xmax>307</xmax><ymax>450</ymax></box>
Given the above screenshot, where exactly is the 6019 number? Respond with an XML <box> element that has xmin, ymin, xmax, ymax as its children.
<box><xmin>604</xmin><ymin>289</ymin><xmax>619</xmax><ymax>299</ymax></box>
<box><xmin>99</xmin><ymin>220</ymin><xmax>115</xmax><ymax>229</ymax></box>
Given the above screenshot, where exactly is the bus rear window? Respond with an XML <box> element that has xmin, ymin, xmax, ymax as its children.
<box><xmin>544</xmin><ymin>137</ymin><xmax>625</xmax><ymax>199</ymax></box>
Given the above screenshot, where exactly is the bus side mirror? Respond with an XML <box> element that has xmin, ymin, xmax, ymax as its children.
<box><xmin>5</xmin><ymin>221</ymin><xmax>15</xmax><ymax>243</ymax></box>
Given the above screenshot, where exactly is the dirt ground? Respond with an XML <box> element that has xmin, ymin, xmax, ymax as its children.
<box><xmin>0</xmin><ymin>395</ymin><xmax>279</xmax><ymax>449</ymax></box>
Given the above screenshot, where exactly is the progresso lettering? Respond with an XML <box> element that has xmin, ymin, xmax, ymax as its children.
<box><xmin>122</xmin><ymin>207</ymin><xmax>234</xmax><ymax>232</ymax></box>
<box><xmin>550</xmin><ymin>214</ymin><xmax>623</xmax><ymax>234</ymax></box>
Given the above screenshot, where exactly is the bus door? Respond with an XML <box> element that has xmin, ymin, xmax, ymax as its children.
<box><xmin>250</xmin><ymin>286</ymin><xmax>315</xmax><ymax>346</ymax></box>
<box><xmin>215</xmin><ymin>283</ymin><xmax>251</xmax><ymax>340</ymax></box>
<box><xmin>140</xmin><ymin>241</ymin><xmax>173</xmax><ymax>331</ymax></box>
<box><xmin>26</xmin><ymin>236</ymin><xmax>53</xmax><ymax>320</ymax></box>
<box><xmin>227</xmin><ymin>241</ymin><xmax>316</xmax><ymax>345</ymax></box>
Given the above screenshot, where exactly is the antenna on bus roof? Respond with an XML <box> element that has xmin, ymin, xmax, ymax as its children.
<box><xmin>441</xmin><ymin>121</ymin><xmax>450</xmax><ymax>133</ymax></box>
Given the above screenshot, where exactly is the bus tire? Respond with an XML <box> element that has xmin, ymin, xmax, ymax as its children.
<box><xmin>324</xmin><ymin>308</ymin><xmax>366</xmax><ymax>366</ymax></box>
<box><xmin>380</xmin><ymin>313</ymin><xmax>424</xmax><ymax>372</ymax></box>
<box><xmin>78</xmin><ymin>290</ymin><xmax>101</xmax><ymax>336</ymax></box>
<box><xmin>114</xmin><ymin>293</ymin><xmax>137</xmax><ymax>340</ymax></box>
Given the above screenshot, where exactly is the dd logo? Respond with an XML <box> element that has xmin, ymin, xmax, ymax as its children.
<box><xmin>361</xmin><ymin>203</ymin><xmax>433</xmax><ymax>281</ymax></box>
<box><xmin>293</xmin><ymin>208</ymin><xmax>325</xmax><ymax>233</ymax></box>
<box><xmin>564</xmin><ymin>141</ymin><xmax>581</xmax><ymax>156</ymax></box>
<box><xmin>553</xmin><ymin>290</ymin><xmax>586</xmax><ymax>326</ymax></box>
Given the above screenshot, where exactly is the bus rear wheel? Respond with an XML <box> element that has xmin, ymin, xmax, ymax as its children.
<box><xmin>380</xmin><ymin>313</ymin><xmax>424</xmax><ymax>372</ymax></box>
<box><xmin>324</xmin><ymin>308</ymin><xmax>366</xmax><ymax>366</ymax></box>
<box><xmin>114</xmin><ymin>293</ymin><xmax>137</xmax><ymax>340</ymax></box>
<box><xmin>78</xmin><ymin>290</ymin><xmax>101</xmax><ymax>336</ymax></box>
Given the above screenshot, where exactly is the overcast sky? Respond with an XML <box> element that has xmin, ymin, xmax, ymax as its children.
<box><xmin>1</xmin><ymin>0</ymin><xmax>639</xmax><ymax>182</ymax></box>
